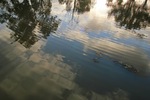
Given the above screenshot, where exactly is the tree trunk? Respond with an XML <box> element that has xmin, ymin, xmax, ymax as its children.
<box><xmin>143</xmin><ymin>0</ymin><xmax>148</xmax><ymax>8</ymax></box>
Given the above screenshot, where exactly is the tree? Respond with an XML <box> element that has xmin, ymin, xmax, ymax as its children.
<box><xmin>58</xmin><ymin>0</ymin><xmax>92</xmax><ymax>13</ymax></box>
<box><xmin>0</xmin><ymin>0</ymin><xmax>61</xmax><ymax>48</ymax></box>
<box><xmin>107</xmin><ymin>0</ymin><xmax>150</xmax><ymax>30</ymax></box>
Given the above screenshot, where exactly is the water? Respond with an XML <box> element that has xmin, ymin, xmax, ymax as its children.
<box><xmin>0</xmin><ymin>0</ymin><xmax>150</xmax><ymax>100</ymax></box>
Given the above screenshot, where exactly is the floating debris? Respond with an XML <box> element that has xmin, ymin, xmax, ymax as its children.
<box><xmin>114</xmin><ymin>60</ymin><xmax>138</xmax><ymax>73</ymax></box>
<box><xmin>137</xmin><ymin>33</ymin><xmax>147</xmax><ymax>39</ymax></box>
<box><xmin>83</xmin><ymin>53</ymin><xmax>87</xmax><ymax>56</ymax></box>
<box><xmin>96</xmin><ymin>52</ymin><xmax>103</xmax><ymax>58</ymax></box>
<box><xmin>92</xmin><ymin>52</ymin><xmax>104</xmax><ymax>63</ymax></box>
<box><xmin>92</xmin><ymin>58</ymin><xmax>99</xmax><ymax>63</ymax></box>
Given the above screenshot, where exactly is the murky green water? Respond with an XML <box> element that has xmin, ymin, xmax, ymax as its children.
<box><xmin>0</xmin><ymin>0</ymin><xmax>150</xmax><ymax>100</ymax></box>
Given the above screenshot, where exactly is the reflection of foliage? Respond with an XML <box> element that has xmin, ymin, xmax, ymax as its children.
<box><xmin>9</xmin><ymin>19</ymin><xmax>38</xmax><ymax>48</ymax></box>
<box><xmin>0</xmin><ymin>0</ymin><xmax>60</xmax><ymax>48</ymax></box>
<box><xmin>75</xmin><ymin>0</ymin><xmax>91</xmax><ymax>13</ymax></box>
<box><xmin>107</xmin><ymin>0</ymin><xmax>150</xmax><ymax>30</ymax></box>
<box><xmin>59</xmin><ymin>0</ymin><xmax>73</xmax><ymax>11</ymax></box>
<box><xmin>58</xmin><ymin>0</ymin><xmax>92</xmax><ymax>13</ymax></box>
<box><xmin>39</xmin><ymin>16</ymin><xmax>61</xmax><ymax>39</ymax></box>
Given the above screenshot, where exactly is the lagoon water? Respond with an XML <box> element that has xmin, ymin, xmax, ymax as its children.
<box><xmin>0</xmin><ymin>0</ymin><xmax>150</xmax><ymax>100</ymax></box>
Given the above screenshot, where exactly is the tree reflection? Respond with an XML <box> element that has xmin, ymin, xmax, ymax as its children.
<box><xmin>0</xmin><ymin>0</ymin><xmax>60</xmax><ymax>48</ymax></box>
<box><xmin>58</xmin><ymin>0</ymin><xmax>92</xmax><ymax>13</ymax></box>
<box><xmin>107</xmin><ymin>0</ymin><xmax>150</xmax><ymax>30</ymax></box>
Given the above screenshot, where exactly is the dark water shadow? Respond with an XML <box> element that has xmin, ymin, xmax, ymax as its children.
<box><xmin>0</xmin><ymin>87</ymin><xmax>15</xmax><ymax>100</ymax></box>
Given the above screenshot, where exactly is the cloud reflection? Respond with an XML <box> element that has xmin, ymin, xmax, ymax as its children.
<box><xmin>0</xmin><ymin>27</ymin><xmax>130</xmax><ymax>100</ymax></box>
<box><xmin>59</xmin><ymin>25</ymin><xmax>150</xmax><ymax>75</ymax></box>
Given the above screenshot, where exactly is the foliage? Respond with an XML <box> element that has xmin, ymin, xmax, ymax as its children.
<box><xmin>107</xmin><ymin>0</ymin><xmax>150</xmax><ymax>30</ymax></box>
<box><xmin>0</xmin><ymin>0</ymin><xmax>60</xmax><ymax>48</ymax></box>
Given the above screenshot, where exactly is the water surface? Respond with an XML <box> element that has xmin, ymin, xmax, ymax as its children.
<box><xmin>0</xmin><ymin>0</ymin><xmax>150</xmax><ymax>100</ymax></box>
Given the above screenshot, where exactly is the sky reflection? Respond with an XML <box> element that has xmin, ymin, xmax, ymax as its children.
<box><xmin>0</xmin><ymin>26</ymin><xmax>131</xmax><ymax>100</ymax></box>
<box><xmin>0</xmin><ymin>0</ymin><xmax>150</xmax><ymax>100</ymax></box>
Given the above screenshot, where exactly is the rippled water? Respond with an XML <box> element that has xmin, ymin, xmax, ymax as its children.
<box><xmin>0</xmin><ymin>0</ymin><xmax>150</xmax><ymax>100</ymax></box>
